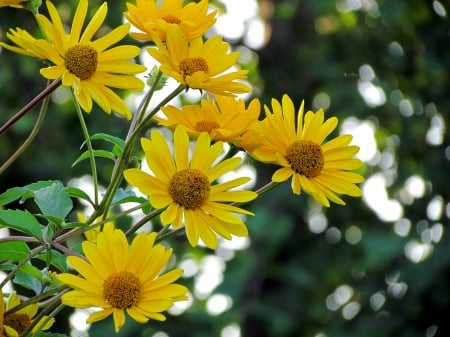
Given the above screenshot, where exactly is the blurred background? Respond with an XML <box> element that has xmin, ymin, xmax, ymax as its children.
<box><xmin>1</xmin><ymin>0</ymin><xmax>449</xmax><ymax>336</ymax></box>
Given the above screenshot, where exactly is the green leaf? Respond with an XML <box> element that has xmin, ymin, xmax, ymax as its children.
<box><xmin>36</xmin><ymin>249</ymin><xmax>68</xmax><ymax>272</ymax></box>
<box><xmin>111</xmin><ymin>188</ymin><xmax>148</xmax><ymax>205</ymax></box>
<box><xmin>72</xmin><ymin>149</ymin><xmax>116</xmax><ymax>167</ymax></box>
<box><xmin>0</xmin><ymin>241</ymin><xmax>30</xmax><ymax>261</ymax></box>
<box><xmin>14</xmin><ymin>265</ymin><xmax>42</xmax><ymax>294</ymax></box>
<box><xmin>65</xmin><ymin>186</ymin><xmax>93</xmax><ymax>204</ymax></box>
<box><xmin>0</xmin><ymin>187</ymin><xmax>24</xmax><ymax>206</ymax></box>
<box><xmin>34</xmin><ymin>181</ymin><xmax>73</xmax><ymax>218</ymax></box>
<box><xmin>0</xmin><ymin>209</ymin><xmax>43</xmax><ymax>238</ymax></box>
<box><xmin>0</xmin><ymin>180</ymin><xmax>58</xmax><ymax>206</ymax></box>
<box><xmin>89</xmin><ymin>133</ymin><xmax>125</xmax><ymax>152</ymax></box>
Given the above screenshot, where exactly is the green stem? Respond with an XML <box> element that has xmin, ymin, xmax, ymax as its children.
<box><xmin>255</xmin><ymin>181</ymin><xmax>282</xmax><ymax>197</ymax></box>
<box><xmin>94</xmin><ymin>84</ymin><xmax>185</xmax><ymax>221</ymax></box>
<box><xmin>156</xmin><ymin>227</ymin><xmax>186</xmax><ymax>243</ymax></box>
<box><xmin>0</xmin><ymin>81</ymin><xmax>52</xmax><ymax>174</ymax></box>
<box><xmin>125</xmin><ymin>208</ymin><xmax>163</xmax><ymax>236</ymax></box>
<box><xmin>0</xmin><ymin>246</ymin><xmax>45</xmax><ymax>289</ymax></box>
<box><xmin>55</xmin><ymin>201</ymin><xmax>149</xmax><ymax>243</ymax></box>
<box><xmin>0</xmin><ymin>78</ymin><xmax>61</xmax><ymax>135</ymax></box>
<box><xmin>5</xmin><ymin>284</ymin><xmax>67</xmax><ymax>316</ymax></box>
<box><xmin>72</xmin><ymin>90</ymin><xmax>99</xmax><ymax>207</ymax></box>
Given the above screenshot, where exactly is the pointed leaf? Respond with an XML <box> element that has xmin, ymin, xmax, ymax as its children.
<box><xmin>0</xmin><ymin>241</ymin><xmax>30</xmax><ymax>261</ymax></box>
<box><xmin>0</xmin><ymin>209</ymin><xmax>43</xmax><ymax>238</ymax></box>
<box><xmin>72</xmin><ymin>149</ymin><xmax>116</xmax><ymax>167</ymax></box>
<box><xmin>34</xmin><ymin>181</ymin><xmax>73</xmax><ymax>218</ymax></box>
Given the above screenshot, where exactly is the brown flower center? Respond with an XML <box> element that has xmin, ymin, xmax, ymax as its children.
<box><xmin>162</xmin><ymin>15</ymin><xmax>181</xmax><ymax>24</ymax></box>
<box><xmin>103</xmin><ymin>271</ymin><xmax>141</xmax><ymax>309</ymax></box>
<box><xmin>65</xmin><ymin>44</ymin><xmax>98</xmax><ymax>80</ymax></box>
<box><xmin>179</xmin><ymin>57</ymin><xmax>209</xmax><ymax>80</ymax></box>
<box><xmin>4</xmin><ymin>313</ymin><xmax>31</xmax><ymax>334</ymax></box>
<box><xmin>285</xmin><ymin>140</ymin><xmax>324</xmax><ymax>178</ymax></box>
<box><xmin>168</xmin><ymin>169</ymin><xmax>210</xmax><ymax>209</ymax></box>
<box><xmin>194</xmin><ymin>120</ymin><xmax>220</xmax><ymax>134</ymax></box>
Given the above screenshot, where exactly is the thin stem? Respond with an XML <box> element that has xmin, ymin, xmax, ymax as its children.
<box><xmin>125</xmin><ymin>208</ymin><xmax>163</xmax><ymax>236</ymax></box>
<box><xmin>51</xmin><ymin>240</ymin><xmax>85</xmax><ymax>259</ymax></box>
<box><xmin>0</xmin><ymin>78</ymin><xmax>61</xmax><ymax>135</ymax></box>
<box><xmin>255</xmin><ymin>181</ymin><xmax>282</xmax><ymax>197</ymax></box>
<box><xmin>0</xmin><ymin>246</ymin><xmax>45</xmax><ymax>289</ymax></box>
<box><xmin>95</xmin><ymin>84</ymin><xmax>186</xmax><ymax>221</ymax></box>
<box><xmin>55</xmin><ymin>201</ymin><xmax>149</xmax><ymax>243</ymax></box>
<box><xmin>156</xmin><ymin>226</ymin><xmax>186</xmax><ymax>243</ymax></box>
<box><xmin>5</xmin><ymin>284</ymin><xmax>67</xmax><ymax>315</ymax></box>
<box><xmin>72</xmin><ymin>90</ymin><xmax>99</xmax><ymax>207</ymax></box>
<box><xmin>0</xmin><ymin>87</ymin><xmax>50</xmax><ymax>174</ymax></box>
<box><xmin>20</xmin><ymin>290</ymin><xmax>69</xmax><ymax>337</ymax></box>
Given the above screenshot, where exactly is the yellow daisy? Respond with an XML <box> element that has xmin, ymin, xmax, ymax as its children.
<box><xmin>58</xmin><ymin>226</ymin><xmax>187</xmax><ymax>333</ymax></box>
<box><xmin>252</xmin><ymin>94</ymin><xmax>364</xmax><ymax>207</ymax></box>
<box><xmin>125</xmin><ymin>0</ymin><xmax>216</xmax><ymax>42</ymax></box>
<box><xmin>0</xmin><ymin>0</ymin><xmax>25</xmax><ymax>8</ymax></box>
<box><xmin>123</xmin><ymin>125</ymin><xmax>258</xmax><ymax>249</ymax></box>
<box><xmin>147</xmin><ymin>24</ymin><xmax>251</xmax><ymax>96</ymax></box>
<box><xmin>0</xmin><ymin>0</ymin><xmax>146</xmax><ymax>119</ymax></box>
<box><xmin>158</xmin><ymin>95</ymin><xmax>261</xmax><ymax>146</ymax></box>
<box><xmin>1</xmin><ymin>291</ymin><xmax>55</xmax><ymax>336</ymax></box>
<box><xmin>76</xmin><ymin>212</ymin><xmax>115</xmax><ymax>243</ymax></box>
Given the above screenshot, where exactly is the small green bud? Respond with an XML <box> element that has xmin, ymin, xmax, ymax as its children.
<box><xmin>146</xmin><ymin>66</ymin><xmax>169</xmax><ymax>90</ymax></box>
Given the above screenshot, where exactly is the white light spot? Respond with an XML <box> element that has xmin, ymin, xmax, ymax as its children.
<box><xmin>325</xmin><ymin>227</ymin><xmax>341</xmax><ymax>244</ymax></box>
<box><xmin>221</xmin><ymin>323</ymin><xmax>241</xmax><ymax>337</ymax></box>
<box><xmin>433</xmin><ymin>1</ymin><xmax>446</xmax><ymax>17</ymax></box>
<box><xmin>206</xmin><ymin>293</ymin><xmax>233</xmax><ymax>315</ymax></box>
<box><xmin>345</xmin><ymin>226</ymin><xmax>362</xmax><ymax>244</ymax></box>
<box><xmin>394</xmin><ymin>218</ymin><xmax>411</xmax><ymax>237</ymax></box>
<box><xmin>179</xmin><ymin>258</ymin><xmax>199</xmax><ymax>278</ymax></box>
<box><xmin>404</xmin><ymin>240</ymin><xmax>433</xmax><ymax>263</ymax></box>
<box><xmin>370</xmin><ymin>292</ymin><xmax>386</xmax><ymax>311</ymax></box>
<box><xmin>308</xmin><ymin>212</ymin><xmax>328</xmax><ymax>233</ymax></box>
<box><xmin>152</xmin><ymin>332</ymin><xmax>169</xmax><ymax>337</ymax></box>
<box><xmin>359</xmin><ymin>64</ymin><xmax>375</xmax><ymax>81</ymax></box>
<box><xmin>69</xmin><ymin>309</ymin><xmax>91</xmax><ymax>333</ymax></box>
<box><xmin>194</xmin><ymin>255</ymin><xmax>225</xmax><ymax>299</ymax></box>
<box><xmin>399</xmin><ymin>99</ymin><xmax>413</xmax><ymax>117</ymax></box>
<box><xmin>357</xmin><ymin>80</ymin><xmax>386</xmax><ymax>107</ymax></box>
<box><xmin>405</xmin><ymin>175</ymin><xmax>426</xmax><ymax>198</ymax></box>
<box><xmin>426</xmin><ymin>114</ymin><xmax>446</xmax><ymax>145</ymax></box>
<box><xmin>387</xmin><ymin>282</ymin><xmax>408</xmax><ymax>299</ymax></box>
<box><xmin>340</xmin><ymin>117</ymin><xmax>378</xmax><ymax>162</ymax></box>
<box><xmin>312</xmin><ymin>92</ymin><xmax>331</xmax><ymax>110</ymax></box>
<box><xmin>427</xmin><ymin>196</ymin><xmax>443</xmax><ymax>220</ymax></box>
<box><xmin>362</xmin><ymin>173</ymin><xmax>403</xmax><ymax>222</ymax></box>
<box><xmin>342</xmin><ymin>301</ymin><xmax>361</xmax><ymax>320</ymax></box>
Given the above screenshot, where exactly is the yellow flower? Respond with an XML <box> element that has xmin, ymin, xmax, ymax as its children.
<box><xmin>123</xmin><ymin>125</ymin><xmax>258</xmax><ymax>249</ymax></box>
<box><xmin>0</xmin><ymin>0</ymin><xmax>25</xmax><ymax>8</ymax></box>
<box><xmin>252</xmin><ymin>94</ymin><xmax>364</xmax><ymax>207</ymax></box>
<box><xmin>58</xmin><ymin>226</ymin><xmax>187</xmax><ymax>333</ymax></box>
<box><xmin>1</xmin><ymin>291</ymin><xmax>55</xmax><ymax>337</ymax></box>
<box><xmin>125</xmin><ymin>0</ymin><xmax>216</xmax><ymax>42</ymax></box>
<box><xmin>0</xmin><ymin>0</ymin><xmax>146</xmax><ymax>119</ymax></box>
<box><xmin>158</xmin><ymin>95</ymin><xmax>261</xmax><ymax>146</ymax></box>
<box><xmin>147</xmin><ymin>24</ymin><xmax>251</xmax><ymax>96</ymax></box>
<box><xmin>77</xmin><ymin>212</ymin><xmax>114</xmax><ymax>242</ymax></box>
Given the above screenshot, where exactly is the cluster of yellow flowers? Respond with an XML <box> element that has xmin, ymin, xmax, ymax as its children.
<box><xmin>0</xmin><ymin>0</ymin><xmax>364</xmax><ymax>334</ymax></box>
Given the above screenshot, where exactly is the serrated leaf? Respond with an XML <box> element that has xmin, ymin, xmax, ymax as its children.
<box><xmin>0</xmin><ymin>241</ymin><xmax>30</xmax><ymax>261</ymax></box>
<box><xmin>0</xmin><ymin>187</ymin><xmax>24</xmax><ymax>206</ymax></box>
<box><xmin>34</xmin><ymin>182</ymin><xmax>73</xmax><ymax>218</ymax></box>
<box><xmin>72</xmin><ymin>149</ymin><xmax>116</xmax><ymax>167</ymax></box>
<box><xmin>0</xmin><ymin>180</ymin><xmax>59</xmax><ymax>206</ymax></box>
<box><xmin>0</xmin><ymin>209</ymin><xmax>43</xmax><ymax>238</ymax></box>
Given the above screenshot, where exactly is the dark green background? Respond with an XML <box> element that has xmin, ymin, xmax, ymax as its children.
<box><xmin>1</xmin><ymin>0</ymin><xmax>449</xmax><ymax>336</ymax></box>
